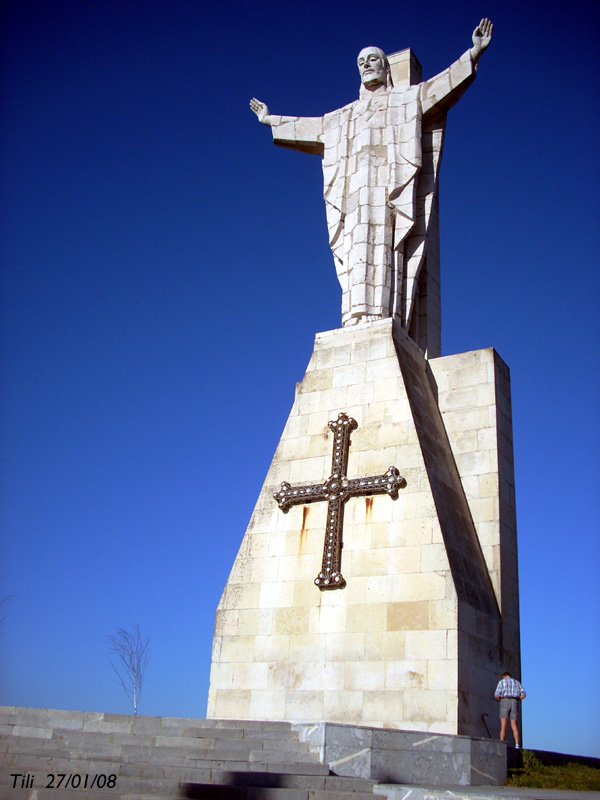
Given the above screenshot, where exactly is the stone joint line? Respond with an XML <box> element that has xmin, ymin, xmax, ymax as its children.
<box><xmin>273</xmin><ymin>412</ymin><xmax>406</xmax><ymax>591</ymax></box>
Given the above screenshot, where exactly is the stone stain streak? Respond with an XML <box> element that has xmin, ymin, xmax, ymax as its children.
<box><xmin>299</xmin><ymin>505</ymin><xmax>310</xmax><ymax>553</ymax></box>
<box><xmin>365</xmin><ymin>496</ymin><xmax>373</xmax><ymax>524</ymax></box>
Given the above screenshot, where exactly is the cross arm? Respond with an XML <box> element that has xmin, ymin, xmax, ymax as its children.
<box><xmin>345</xmin><ymin>466</ymin><xmax>406</xmax><ymax>500</ymax></box>
<box><xmin>273</xmin><ymin>481</ymin><xmax>327</xmax><ymax>513</ymax></box>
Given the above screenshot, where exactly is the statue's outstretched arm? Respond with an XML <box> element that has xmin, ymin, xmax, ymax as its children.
<box><xmin>470</xmin><ymin>18</ymin><xmax>493</xmax><ymax>63</ymax></box>
<box><xmin>250</xmin><ymin>98</ymin><xmax>272</xmax><ymax>126</ymax></box>
<box><xmin>250</xmin><ymin>98</ymin><xmax>325</xmax><ymax>155</ymax></box>
<box><xmin>421</xmin><ymin>18</ymin><xmax>493</xmax><ymax>117</ymax></box>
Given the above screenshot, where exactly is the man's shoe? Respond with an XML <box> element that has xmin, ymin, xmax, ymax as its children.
<box><xmin>515</xmin><ymin>744</ymin><xmax>520</xmax><ymax>750</ymax></box>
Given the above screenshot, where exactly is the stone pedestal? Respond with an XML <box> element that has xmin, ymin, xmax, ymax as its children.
<box><xmin>296</xmin><ymin>721</ymin><xmax>507</xmax><ymax>787</ymax></box>
<box><xmin>207</xmin><ymin>319</ymin><xmax>520</xmax><ymax>739</ymax></box>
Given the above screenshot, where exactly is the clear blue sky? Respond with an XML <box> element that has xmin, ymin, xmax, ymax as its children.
<box><xmin>1</xmin><ymin>0</ymin><xmax>598</xmax><ymax>759</ymax></box>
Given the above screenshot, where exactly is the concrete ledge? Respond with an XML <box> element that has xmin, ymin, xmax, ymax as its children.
<box><xmin>374</xmin><ymin>786</ymin><xmax>600</xmax><ymax>800</ymax></box>
<box><xmin>294</xmin><ymin>722</ymin><xmax>507</xmax><ymax>787</ymax></box>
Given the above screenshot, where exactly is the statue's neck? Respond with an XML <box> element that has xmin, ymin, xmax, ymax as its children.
<box><xmin>359</xmin><ymin>83</ymin><xmax>390</xmax><ymax>100</ymax></box>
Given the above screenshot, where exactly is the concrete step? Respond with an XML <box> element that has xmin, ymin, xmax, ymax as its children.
<box><xmin>20</xmin><ymin>727</ymin><xmax>304</xmax><ymax>746</ymax></box>
<box><xmin>2</xmin><ymin>750</ymin><xmax>332</xmax><ymax>776</ymax></box>
<box><xmin>1</xmin><ymin>706</ymin><xmax>385</xmax><ymax>799</ymax></box>
<box><xmin>51</xmin><ymin>729</ymin><xmax>319</xmax><ymax>756</ymax></box>
<box><xmin>1</xmin><ymin>786</ymin><xmax>122</xmax><ymax>800</ymax></box>
<box><xmin>1</xmin><ymin>770</ymin><xmax>379</xmax><ymax>799</ymax></box>
<box><xmin>0</xmin><ymin>707</ymin><xmax>296</xmax><ymax>735</ymax></box>
<box><xmin>1</xmin><ymin>714</ymin><xmax>303</xmax><ymax>744</ymax></box>
<box><xmin>1</xmin><ymin>773</ymin><xmax>379</xmax><ymax>800</ymax></box>
<box><xmin>2</xmin><ymin>741</ymin><xmax>323</xmax><ymax>770</ymax></box>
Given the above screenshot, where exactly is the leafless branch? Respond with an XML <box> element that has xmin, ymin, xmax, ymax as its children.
<box><xmin>0</xmin><ymin>587</ymin><xmax>13</xmax><ymax>626</ymax></box>
<box><xmin>107</xmin><ymin>624</ymin><xmax>150</xmax><ymax>715</ymax></box>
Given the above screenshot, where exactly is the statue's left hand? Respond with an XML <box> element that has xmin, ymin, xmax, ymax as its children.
<box><xmin>471</xmin><ymin>18</ymin><xmax>493</xmax><ymax>62</ymax></box>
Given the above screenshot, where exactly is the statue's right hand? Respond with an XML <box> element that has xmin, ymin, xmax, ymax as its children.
<box><xmin>250</xmin><ymin>97</ymin><xmax>271</xmax><ymax>125</ymax></box>
<box><xmin>471</xmin><ymin>18</ymin><xmax>493</xmax><ymax>62</ymax></box>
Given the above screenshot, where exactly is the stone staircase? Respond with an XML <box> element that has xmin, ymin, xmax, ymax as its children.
<box><xmin>0</xmin><ymin>706</ymin><xmax>381</xmax><ymax>799</ymax></box>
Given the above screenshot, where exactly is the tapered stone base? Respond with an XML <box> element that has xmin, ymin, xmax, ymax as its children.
<box><xmin>208</xmin><ymin>319</ymin><xmax>520</xmax><ymax>739</ymax></box>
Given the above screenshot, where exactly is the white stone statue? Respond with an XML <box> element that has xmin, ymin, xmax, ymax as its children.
<box><xmin>251</xmin><ymin>19</ymin><xmax>493</xmax><ymax>337</ymax></box>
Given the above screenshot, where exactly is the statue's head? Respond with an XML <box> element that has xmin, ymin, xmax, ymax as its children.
<box><xmin>357</xmin><ymin>47</ymin><xmax>392</xmax><ymax>90</ymax></box>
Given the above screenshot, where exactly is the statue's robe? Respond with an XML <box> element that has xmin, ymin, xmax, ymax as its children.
<box><xmin>269</xmin><ymin>50</ymin><xmax>477</xmax><ymax>331</ymax></box>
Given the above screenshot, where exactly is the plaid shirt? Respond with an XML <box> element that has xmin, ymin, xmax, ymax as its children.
<box><xmin>495</xmin><ymin>677</ymin><xmax>526</xmax><ymax>699</ymax></box>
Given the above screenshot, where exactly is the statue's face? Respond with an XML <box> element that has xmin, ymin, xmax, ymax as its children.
<box><xmin>357</xmin><ymin>47</ymin><xmax>388</xmax><ymax>87</ymax></box>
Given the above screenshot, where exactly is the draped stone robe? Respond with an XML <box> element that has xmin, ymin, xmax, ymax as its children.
<box><xmin>269</xmin><ymin>50</ymin><xmax>477</xmax><ymax>335</ymax></box>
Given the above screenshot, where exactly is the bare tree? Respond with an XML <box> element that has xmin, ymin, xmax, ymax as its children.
<box><xmin>0</xmin><ymin>580</ymin><xmax>12</xmax><ymax>626</ymax></box>
<box><xmin>0</xmin><ymin>595</ymin><xmax>11</xmax><ymax>626</ymax></box>
<box><xmin>107</xmin><ymin>624</ymin><xmax>150</xmax><ymax>715</ymax></box>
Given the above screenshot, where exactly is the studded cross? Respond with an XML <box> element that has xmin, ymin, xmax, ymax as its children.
<box><xmin>274</xmin><ymin>412</ymin><xmax>406</xmax><ymax>591</ymax></box>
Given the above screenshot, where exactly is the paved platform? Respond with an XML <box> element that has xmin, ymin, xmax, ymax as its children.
<box><xmin>375</xmin><ymin>786</ymin><xmax>600</xmax><ymax>799</ymax></box>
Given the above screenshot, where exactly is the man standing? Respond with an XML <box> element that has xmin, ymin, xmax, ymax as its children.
<box><xmin>495</xmin><ymin>671</ymin><xmax>526</xmax><ymax>748</ymax></box>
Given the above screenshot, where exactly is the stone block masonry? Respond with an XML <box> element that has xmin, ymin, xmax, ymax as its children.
<box><xmin>208</xmin><ymin>318</ymin><xmax>520</xmax><ymax>741</ymax></box>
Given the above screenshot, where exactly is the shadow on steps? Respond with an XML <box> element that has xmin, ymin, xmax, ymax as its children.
<box><xmin>180</xmin><ymin>771</ymin><xmax>291</xmax><ymax>798</ymax></box>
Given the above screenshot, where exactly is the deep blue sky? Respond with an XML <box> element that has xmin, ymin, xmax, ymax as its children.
<box><xmin>1</xmin><ymin>0</ymin><xmax>598</xmax><ymax>758</ymax></box>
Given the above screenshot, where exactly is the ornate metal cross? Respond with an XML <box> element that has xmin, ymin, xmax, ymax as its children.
<box><xmin>274</xmin><ymin>412</ymin><xmax>406</xmax><ymax>591</ymax></box>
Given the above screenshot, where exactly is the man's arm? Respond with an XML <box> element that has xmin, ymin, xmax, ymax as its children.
<box><xmin>421</xmin><ymin>18</ymin><xmax>493</xmax><ymax>118</ymax></box>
